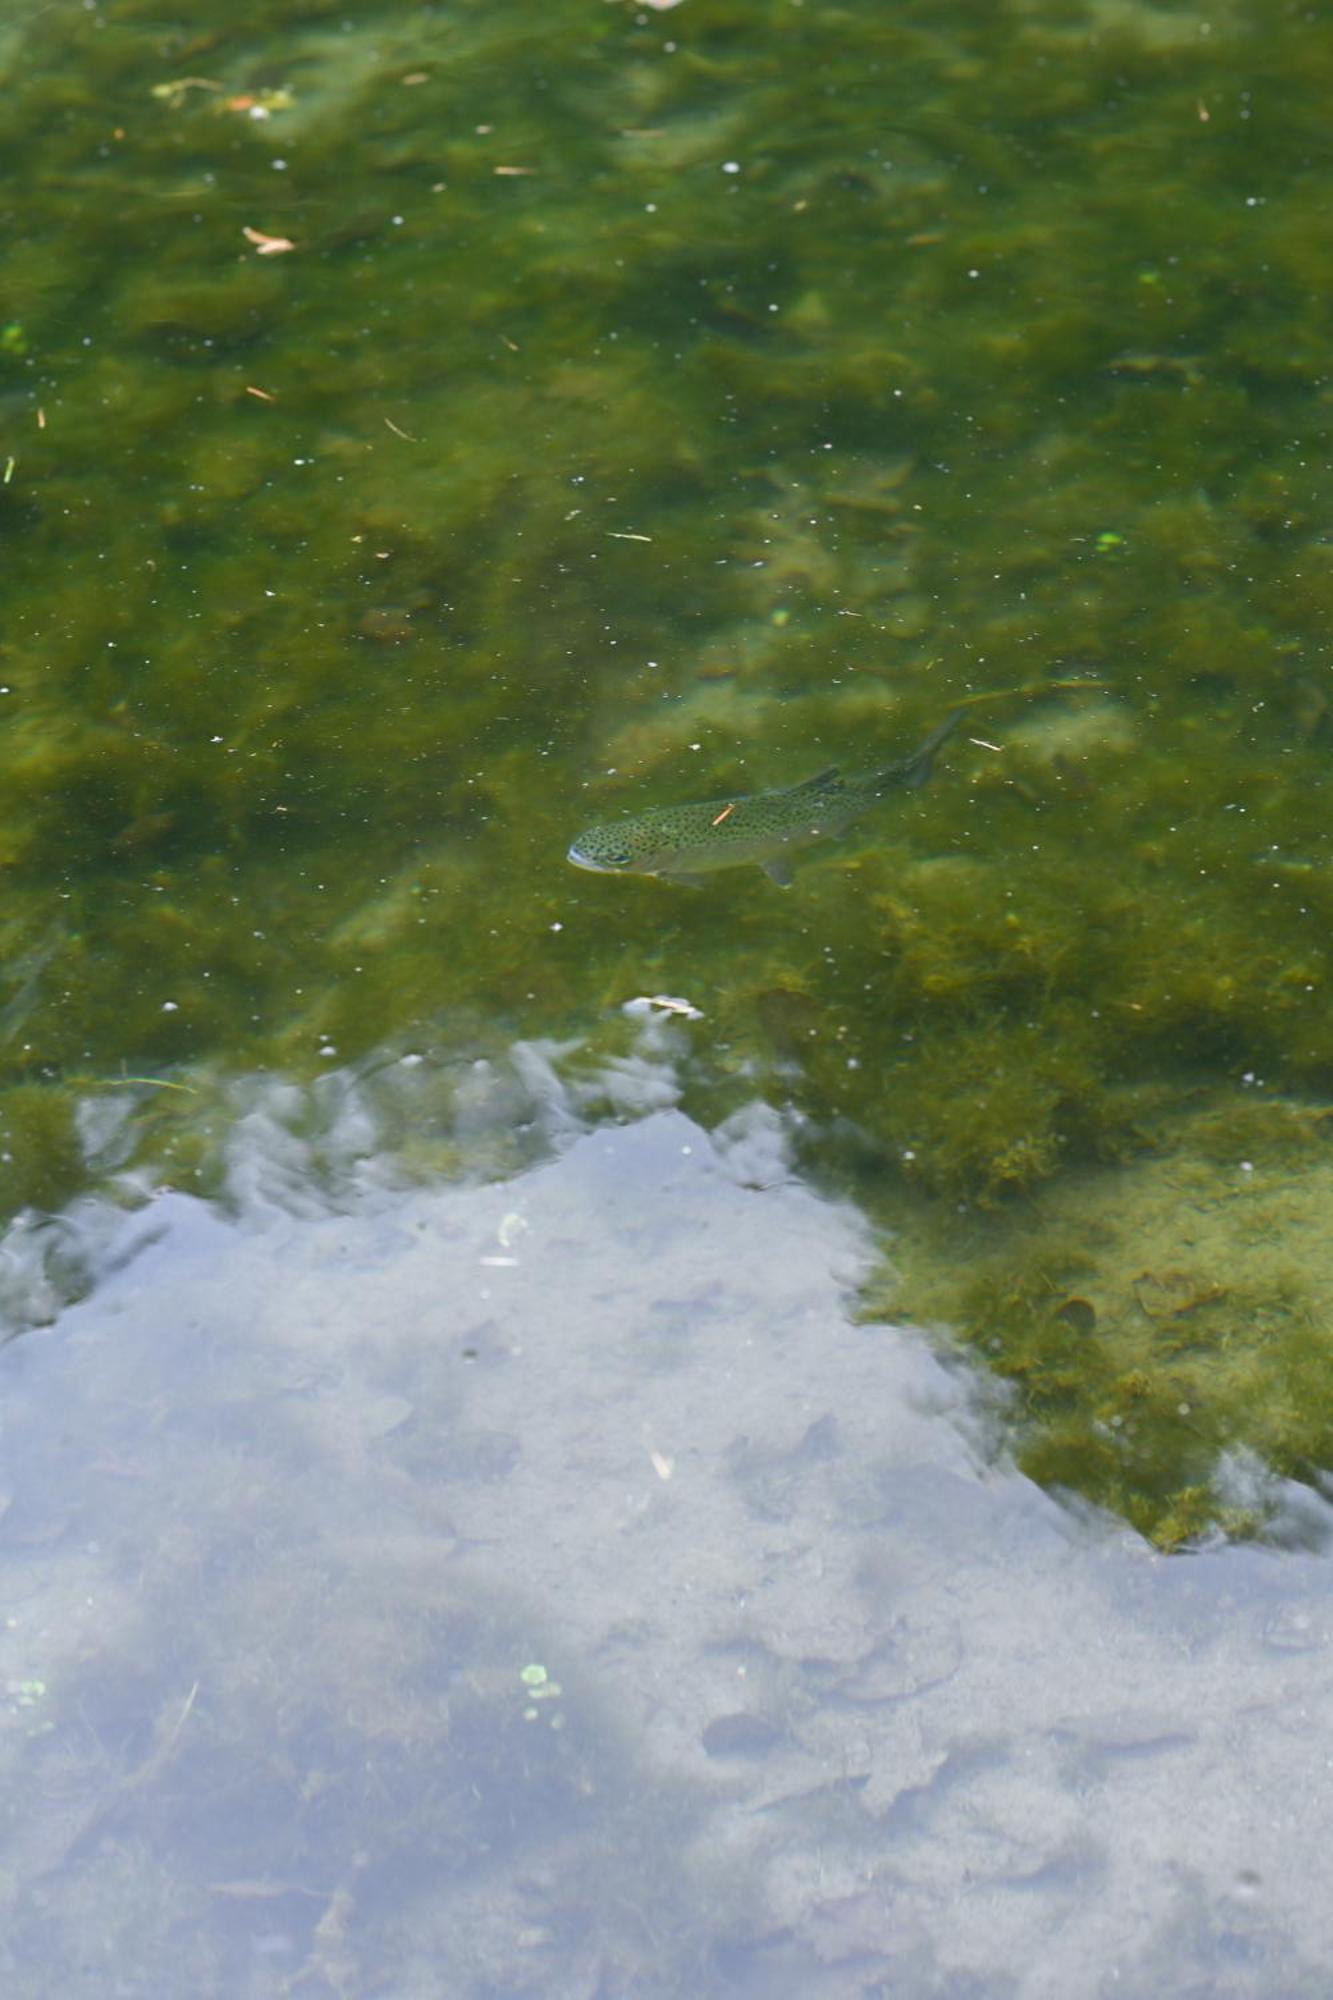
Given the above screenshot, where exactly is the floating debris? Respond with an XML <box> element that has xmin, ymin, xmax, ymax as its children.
<box><xmin>622</xmin><ymin>994</ymin><xmax>704</xmax><ymax>1021</ymax></box>
<box><xmin>241</xmin><ymin>226</ymin><xmax>297</xmax><ymax>256</ymax></box>
<box><xmin>150</xmin><ymin>76</ymin><xmax>222</xmax><ymax>108</ymax></box>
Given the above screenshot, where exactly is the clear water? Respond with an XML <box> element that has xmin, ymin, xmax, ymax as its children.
<box><xmin>3</xmin><ymin>0</ymin><xmax>1333</xmax><ymax>1989</ymax></box>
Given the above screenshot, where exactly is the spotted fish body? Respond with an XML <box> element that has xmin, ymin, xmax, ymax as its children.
<box><xmin>568</xmin><ymin>708</ymin><xmax>962</xmax><ymax>887</ymax></box>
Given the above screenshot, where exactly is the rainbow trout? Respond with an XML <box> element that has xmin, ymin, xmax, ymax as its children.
<box><xmin>567</xmin><ymin>708</ymin><xmax>962</xmax><ymax>888</ymax></box>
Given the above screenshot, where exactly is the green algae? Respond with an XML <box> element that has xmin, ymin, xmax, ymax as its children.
<box><xmin>0</xmin><ymin>0</ymin><xmax>1329</xmax><ymax>1536</ymax></box>
<box><xmin>0</xmin><ymin>1083</ymin><xmax>84</xmax><ymax>1216</ymax></box>
<box><xmin>865</xmin><ymin>1092</ymin><xmax>1333</xmax><ymax>1548</ymax></box>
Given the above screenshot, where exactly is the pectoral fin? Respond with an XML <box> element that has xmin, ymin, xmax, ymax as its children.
<box><xmin>761</xmin><ymin>855</ymin><xmax>794</xmax><ymax>887</ymax></box>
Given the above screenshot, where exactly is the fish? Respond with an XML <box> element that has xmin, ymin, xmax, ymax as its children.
<box><xmin>567</xmin><ymin>707</ymin><xmax>962</xmax><ymax>887</ymax></box>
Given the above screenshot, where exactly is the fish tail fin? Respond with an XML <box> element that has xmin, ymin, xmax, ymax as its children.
<box><xmin>893</xmin><ymin>708</ymin><xmax>964</xmax><ymax>790</ymax></box>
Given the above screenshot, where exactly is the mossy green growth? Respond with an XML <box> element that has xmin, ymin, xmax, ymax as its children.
<box><xmin>0</xmin><ymin>1084</ymin><xmax>85</xmax><ymax>1216</ymax></box>
<box><xmin>868</xmin><ymin>1093</ymin><xmax>1333</xmax><ymax>1548</ymax></box>
<box><xmin>839</xmin><ymin>1015</ymin><xmax>1108</xmax><ymax>1205</ymax></box>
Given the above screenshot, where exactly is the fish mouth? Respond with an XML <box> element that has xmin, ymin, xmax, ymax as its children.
<box><xmin>567</xmin><ymin>842</ymin><xmax>614</xmax><ymax>873</ymax></box>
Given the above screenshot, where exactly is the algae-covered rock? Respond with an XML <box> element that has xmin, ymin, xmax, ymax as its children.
<box><xmin>870</xmin><ymin>1093</ymin><xmax>1333</xmax><ymax>1548</ymax></box>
